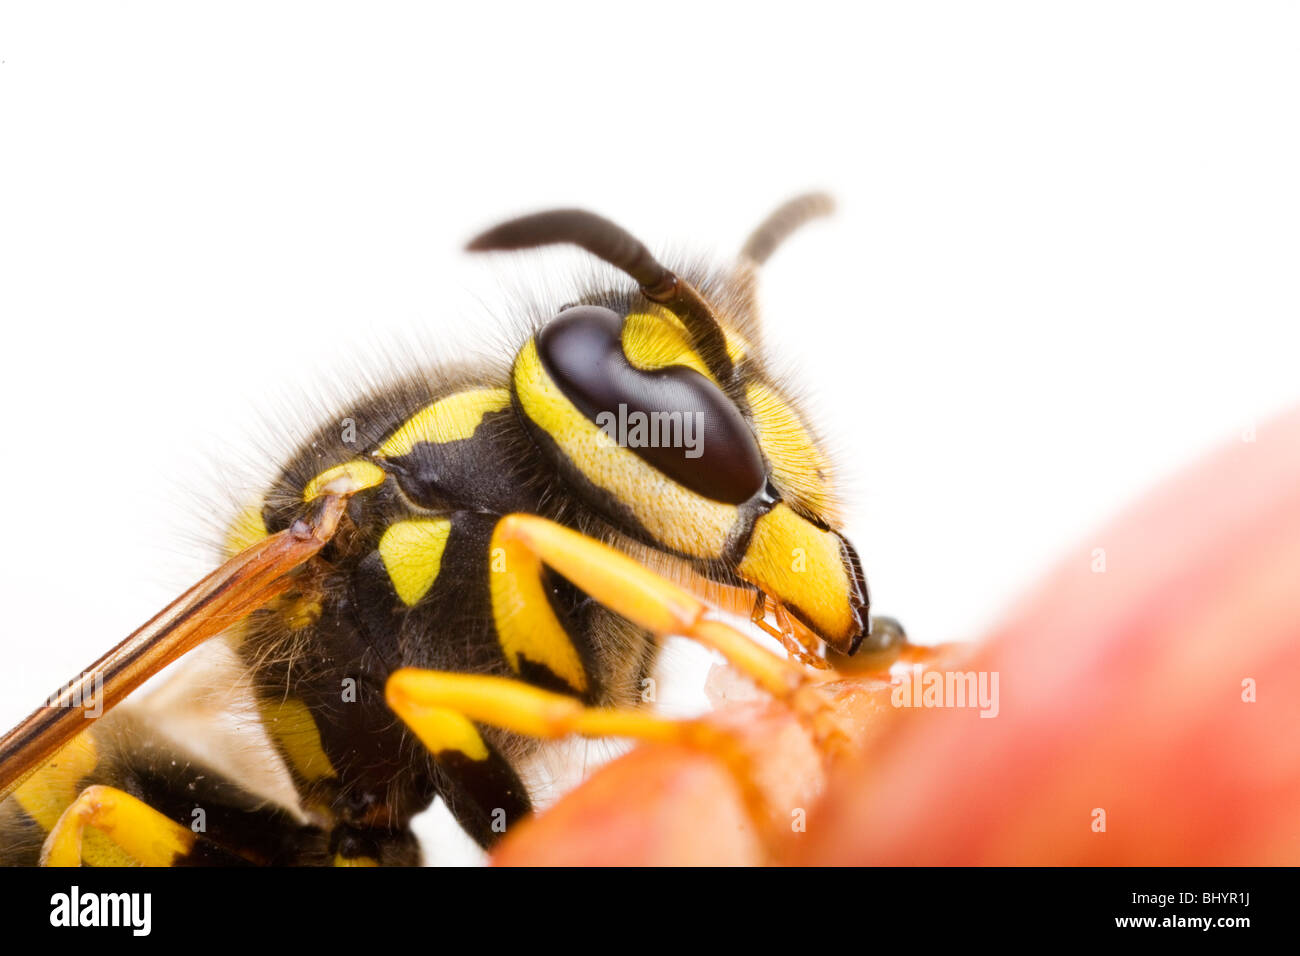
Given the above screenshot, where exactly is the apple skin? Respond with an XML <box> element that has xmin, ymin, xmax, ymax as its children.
<box><xmin>799</xmin><ymin>407</ymin><xmax>1300</xmax><ymax>865</ymax></box>
<box><xmin>493</xmin><ymin>744</ymin><xmax>764</xmax><ymax>867</ymax></box>
<box><xmin>495</xmin><ymin>407</ymin><xmax>1300</xmax><ymax>865</ymax></box>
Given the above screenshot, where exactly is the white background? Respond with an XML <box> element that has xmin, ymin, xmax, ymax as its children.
<box><xmin>2</xmin><ymin>2</ymin><xmax>1298</xmax><ymax>856</ymax></box>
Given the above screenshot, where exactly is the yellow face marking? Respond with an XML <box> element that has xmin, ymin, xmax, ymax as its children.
<box><xmin>724</xmin><ymin>328</ymin><xmax>748</xmax><ymax>364</ymax></box>
<box><xmin>378</xmin><ymin>387</ymin><xmax>511</xmax><ymax>458</ymax></box>
<box><xmin>378</xmin><ymin>518</ymin><xmax>454</xmax><ymax>607</ymax></box>
<box><xmin>745</xmin><ymin>382</ymin><xmax>838</xmax><ymax>521</ymax></box>
<box><xmin>620</xmin><ymin>308</ymin><xmax>747</xmax><ymax>380</ymax></box>
<box><xmin>13</xmin><ymin>732</ymin><xmax>99</xmax><ymax>832</ymax></box>
<box><xmin>303</xmin><ymin>460</ymin><xmax>386</xmax><ymax>502</ymax></box>
<box><xmin>42</xmin><ymin>784</ymin><xmax>196</xmax><ymax>867</ymax></box>
<box><xmin>513</xmin><ymin>338</ymin><xmax>737</xmax><ymax>559</ymax></box>
<box><xmin>257</xmin><ymin>697</ymin><xmax>337</xmax><ymax>783</ymax></box>
<box><xmin>489</xmin><ymin>518</ymin><xmax>589</xmax><ymax>694</ymax></box>
<box><xmin>224</xmin><ymin>502</ymin><xmax>269</xmax><ymax>557</ymax></box>
<box><xmin>737</xmin><ymin>503</ymin><xmax>855</xmax><ymax>644</ymax></box>
<box><xmin>621</xmin><ymin>310</ymin><xmax>715</xmax><ymax>378</ymax></box>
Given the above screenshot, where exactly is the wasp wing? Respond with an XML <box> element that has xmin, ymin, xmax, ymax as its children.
<box><xmin>0</xmin><ymin>494</ymin><xmax>350</xmax><ymax>799</ymax></box>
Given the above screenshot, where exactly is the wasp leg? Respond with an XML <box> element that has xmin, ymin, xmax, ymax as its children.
<box><xmin>400</xmin><ymin>716</ymin><xmax>532</xmax><ymax>849</ymax></box>
<box><xmin>492</xmin><ymin>514</ymin><xmax>811</xmax><ymax>702</ymax></box>
<box><xmin>489</xmin><ymin>514</ymin><xmax>846</xmax><ymax>748</ymax></box>
<box><xmin>750</xmin><ymin>594</ymin><xmax>832</xmax><ymax>670</ymax></box>
<box><xmin>40</xmin><ymin>784</ymin><xmax>249</xmax><ymax>866</ymax></box>
<box><xmin>389</xmin><ymin>514</ymin><xmax>841</xmax><ymax>847</ymax></box>
<box><xmin>0</xmin><ymin>710</ymin><xmax>359</xmax><ymax>866</ymax></box>
<box><xmin>386</xmin><ymin>671</ymin><xmax>765</xmax><ymax>825</ymax></box>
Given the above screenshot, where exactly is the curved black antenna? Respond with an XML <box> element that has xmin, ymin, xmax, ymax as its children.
<box><xmin>740</xmin><ymin>192</ymin><xmax>835</xmax><ymax>265</ymax></box>
<box><xmin>467</xmin><ymin>209</ymin><xmax>734</xmax><ymax>383</ymax></box>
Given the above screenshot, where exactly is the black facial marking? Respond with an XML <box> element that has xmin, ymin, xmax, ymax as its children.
<box><xmin>535</xmin><ymin>306</ymin><xmax>766</xmax><ymax>504</ymax></box>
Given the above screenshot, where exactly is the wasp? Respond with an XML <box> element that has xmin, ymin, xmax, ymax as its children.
<box><xmin>0</xmin><ymin>195</ymin><xmax>904</xmax><ymax>865</ymax></box>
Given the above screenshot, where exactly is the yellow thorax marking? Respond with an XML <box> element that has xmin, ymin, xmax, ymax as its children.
<box><xmin>378</xmin><ymin>387</ymin><xmax>511</xmax><ymax>458</ymax></box>
<box><xmin>258</xmin><ymin>697</ymin><xmax>337</xmax><ymax>782</ymax></box>
<box><xmin>489</xmin><ymin>519</ymin><xmax>589</xmax><ymax>694</ymax></box>
<box><xmin>334</xmin><ymin>853</ymin><xmax>380</xmax><ymax>866</ymax></box>
<box><xmin>224</xmin><ymin>502</ymin><xmax>269</xmax><ymax>557</ymax></box>
<box><xmin>512</xmin><ymin>338</ymin><xmax>736</xmax><ymax>559</ymax></box>
<box><xmin>303</xmin><ymin>460</ymin><xmax>386</xmax><ymax>502</ymax></box>
<box><xmin>379</xmin><ymin>518</ymin><xmax>454</xmax><ymax>607</ymax></box>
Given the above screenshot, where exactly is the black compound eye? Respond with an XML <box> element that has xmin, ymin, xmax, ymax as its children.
<box><xmin>536</xmin><ymin>306</ymin><xmax>767</xmax><ymax>504</ymax></box>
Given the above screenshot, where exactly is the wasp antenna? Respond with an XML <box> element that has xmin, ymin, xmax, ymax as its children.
<box><xmin>740</xmin><ymin>192</ymin><xmax>836</xmax><ymax>265</ymax></box>
<box><xmin>468</xmin><ymin>209</ymin><xmax>734</xmax><ymax>382</ymax></box>
<box><xmin>468</xmin><ymin>209</ymin><xmax>665</xmax><ymax>287</ymax></box>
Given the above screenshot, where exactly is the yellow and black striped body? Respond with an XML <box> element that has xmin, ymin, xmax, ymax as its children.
<box><xmin>1</xmin><ymin>246</ymin><xmax>871</xmax><ymax>865</ymax></box>
<box><xmin>229</xmin><ymin>369</ymin><xmax>659</xmax><ymax>854</ymax></box>
<box><xmin>0</xmin><ymin>715</ymin><xmax>326</xmax><ymax>865</ymax></box>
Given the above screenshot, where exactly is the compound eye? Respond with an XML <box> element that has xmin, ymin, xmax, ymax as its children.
<box><xmin>536</xmin><ymin>306</ymin><xmax>767</xmax><ymax>504</ymax></box>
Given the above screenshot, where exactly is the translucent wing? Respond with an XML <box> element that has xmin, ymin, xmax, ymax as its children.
<box><xmin>0</xmin><ymin>494</ymin><xmax>352</xmax><ymax>799</ymax></box>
